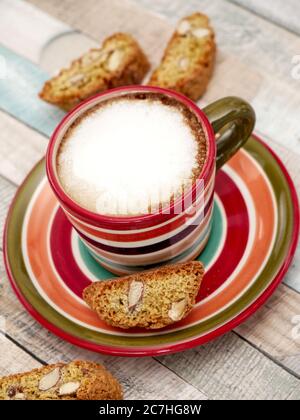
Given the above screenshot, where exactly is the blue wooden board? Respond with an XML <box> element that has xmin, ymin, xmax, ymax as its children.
<box><xmin>0</xmin><ymin>44</ymin><xmax>65</xmax><ymax>137</ymax></box>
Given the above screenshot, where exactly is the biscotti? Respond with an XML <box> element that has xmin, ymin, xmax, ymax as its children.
<box><xmin>83</xmin><ymin>261</ymin><xmax>204</xmax><ymax>330</ymax></box>
<box><xmin>149</xmin><ymin>13</ymin><xmax>216</xmax><ymax>101</ymax></box>
<box><xmin>0</xmin><ymin>360</ymin><xmax>123</xmax><ymax>400</ymax></box>
<box><xmin>39</xmin><ymin>33</ymin><xmax>150</xmax><ymax>110</ymax></box>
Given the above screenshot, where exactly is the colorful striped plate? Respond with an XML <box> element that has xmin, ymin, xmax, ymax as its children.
<box><xmin>3</xmin><ymin>135</ymin><xmax>299</xmax><ymax>356</ymax></box>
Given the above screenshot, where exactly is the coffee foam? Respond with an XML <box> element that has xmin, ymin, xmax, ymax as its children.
<box><xmin>57</xmin><ymin>97</ymin><xmax>206</xmax><ymax>215</ymax></box>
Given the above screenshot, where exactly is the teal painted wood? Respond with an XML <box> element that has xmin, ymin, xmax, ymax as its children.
<box><xmin>0</xmin><ymin>44</ymin><xmax>65</xmax><ymax>137</ymax></box>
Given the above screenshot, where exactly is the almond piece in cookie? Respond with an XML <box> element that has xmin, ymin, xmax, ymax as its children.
<box><xmin>168</xmin><ymin>298</ymin><xmax>188</xmax><ymax>321</ymax></box>
<box><xmin>128</xmin><ymin>280</ymin><xmax>144</xmax><ymax>311</ymax></box>
<box><xmin>38</xmin><ymin>367</ymin><xmax>60</xmax><ymax>391</ymax></box>
<box><xmin>14</xmin><ymin>393</ymin><xmax>26</xmax><ymax>400</ymax></box>
<box><xmin>177</xmin><ymin>19</ymin><xmax>191</xmax><ymax>35</ymax></box>
<box><xmin>59</xmin><ymin>382</ymin><xmax>80</xmax><ymax>396</ymax></box>
<box><xmin>107</xmin><ymin>49</ymin><xmax>125</xmax><ymax>72</ymax></box>
<box><xmin>83</xmin><ymin>261</ymin><xmax>204</xmax><ymax>329</ymax></box>
<box><xmin>149</xmin><ymin>13</ymin><xmax>216</xmax><ymax>101</ymax></box>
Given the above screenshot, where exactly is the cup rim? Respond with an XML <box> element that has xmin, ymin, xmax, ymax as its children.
<box><xmin>46</xmin><ymin>86</ymin><xmax>216</xmax><ymax>227</ymax></box>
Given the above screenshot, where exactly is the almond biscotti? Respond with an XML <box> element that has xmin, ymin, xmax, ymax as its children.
<box><xmin>83</xmin><ymin>261</ymin><xmax>204</xmax><ymax>330</ymax></box>
<box><xmin>149</xmin><ymin>13</ymin><xmax>216</xmax><ymax>101</ymax></box>
<box><xmin>0</xmin><ymin>360</ymin><xmax>123</xmax><ymax>400</ymax></box>
<box><xmin>39</xmin><ymin>33</ymin><xmax>150</xmax><ymax>110</ymax></box>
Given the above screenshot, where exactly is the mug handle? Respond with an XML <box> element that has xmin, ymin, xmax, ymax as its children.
<box><xmin>203</xmin><ymin>97</ymin><xmax>256</xmax><ymax>169</ymax></box>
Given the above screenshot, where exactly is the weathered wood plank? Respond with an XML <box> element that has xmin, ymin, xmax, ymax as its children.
<box><xmin>0</xmin><ymin>335</ymin><xmax>41</xmax><ymax>377</ymax></box>
<box><xmin>236</xmin><ymin>284</ymin><xmax>300</xmax><ymax>377</ymax></box>
<box><xmin>0</xmin><ymin>0</ymin><xmax>69</xmax><ymax>63</ymax></box>
<box><xmin>0</xmin><ymin>242</ymin><xmax>299</xmax><ymax>399</ymax></box>
<box><xmin>0</xmin><ymin>111</ymin><xmax>46</xmax><ymax>185</ymax></box>
<box><xmin>229</xmin><ymin>0</ymin><xmax>300</xmax><ymax>36</ymax></box>
<box><xmin>26</xmin><ymin>0</ymin><xmax>173</xmax><ymax>68</ymax></box>
<box><xmin>0</xmin><ymin>177</ymin><xmax>16</xmax><ymax>248</ymax></box>
<box><xmin>0</xmin><ymin>0</ymin><xmax>98</xmax><ymax>75</ymax></box>
<box><xmin>0</xmin><ymin>253</ymin><xmax>206</xmax><ymax>400</ymax></box>
<box><xmin>158</xmin><ymin>332</ymin><xmax>300</xmax><ymax>400</ymax></box>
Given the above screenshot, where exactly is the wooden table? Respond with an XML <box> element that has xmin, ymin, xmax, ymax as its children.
<box><xmin>0</xmin><ymin>0</ymin><xmax>300</xmax><ymax>400</ymax></box>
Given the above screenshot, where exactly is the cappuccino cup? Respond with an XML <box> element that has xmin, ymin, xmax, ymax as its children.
<box><xmin>47</xmin><ymin>86</ymin><xmax>255</xmax><ymax>275</ymax></box>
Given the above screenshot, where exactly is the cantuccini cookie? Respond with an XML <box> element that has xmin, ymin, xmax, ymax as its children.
<box><xmin>39</xmin><ymin>33</ymin><xmax>150</xmax><ymax>110</ymax></box>
<box><xmin>83</xmin><ymin>261</ymin><xmax>204</xmax><ymax>330</ymax></box>
<box><xmin>149</xmin><ymin>13</ymin><xmax>216</xmax><ymax>101</ymax></box>
<box><xmin>0</xmin><ymin>360</ymin><xmax>123</xmax><ymax>400</ymax></box>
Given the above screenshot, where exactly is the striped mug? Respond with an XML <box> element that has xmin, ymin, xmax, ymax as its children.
<box><xmin>46</xmin><ymin>86</ymin><xmax>255</xmax><ymax>275</ymax></box>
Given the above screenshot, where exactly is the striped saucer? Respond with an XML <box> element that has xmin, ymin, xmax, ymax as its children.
<box><xmin>3</xmin><ymin>135</ymin><xmax>299</xmax><ymax>356</ymax></box>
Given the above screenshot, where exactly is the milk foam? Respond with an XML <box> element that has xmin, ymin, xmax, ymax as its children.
<box><xmin>57</xmin><ymin>98</ymin><xmax>202</xmax><ymax>215</ymax></box>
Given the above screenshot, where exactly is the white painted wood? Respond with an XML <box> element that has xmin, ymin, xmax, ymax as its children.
<box><xmin>158</xmin><ymin>332</ymin><xmax>300</xmax><ymax>400</ymax></box>
<box><xmin>0</xmin><ymin>0</ymin><xmax>69</xmax><ymax>63</ymax></box>
<box><xmin>0</xmin><ymin>111</ymin><xmax>46</xmax><ymax>185</ymax></box>
<box><xmin>0</xmin><ymin>335</ymin><xmax>41</xmax><ymax>377</ymax></box>
<box><xmin>229</xmin><ymin>0</ymin><xmax>300</xmax><ymax>36</ymax></box>
<box><xmin>0</xmin><ymin>176</ymin><xmax>16</xmax><ymax>247</ymax></box>
<box><xmin>26</xmin><ymin>0</ymin><xmax>173</xmax><ymax>68</ymax></box>
<box><xmin>0</xmin><ymin>0</ymin><xmax>99</xmax><ymax>74</ymax></box>
<box><xmin>236</xmin><ymin>284</ymin><xmax>300</xmax><ymax>377</ymax></box>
